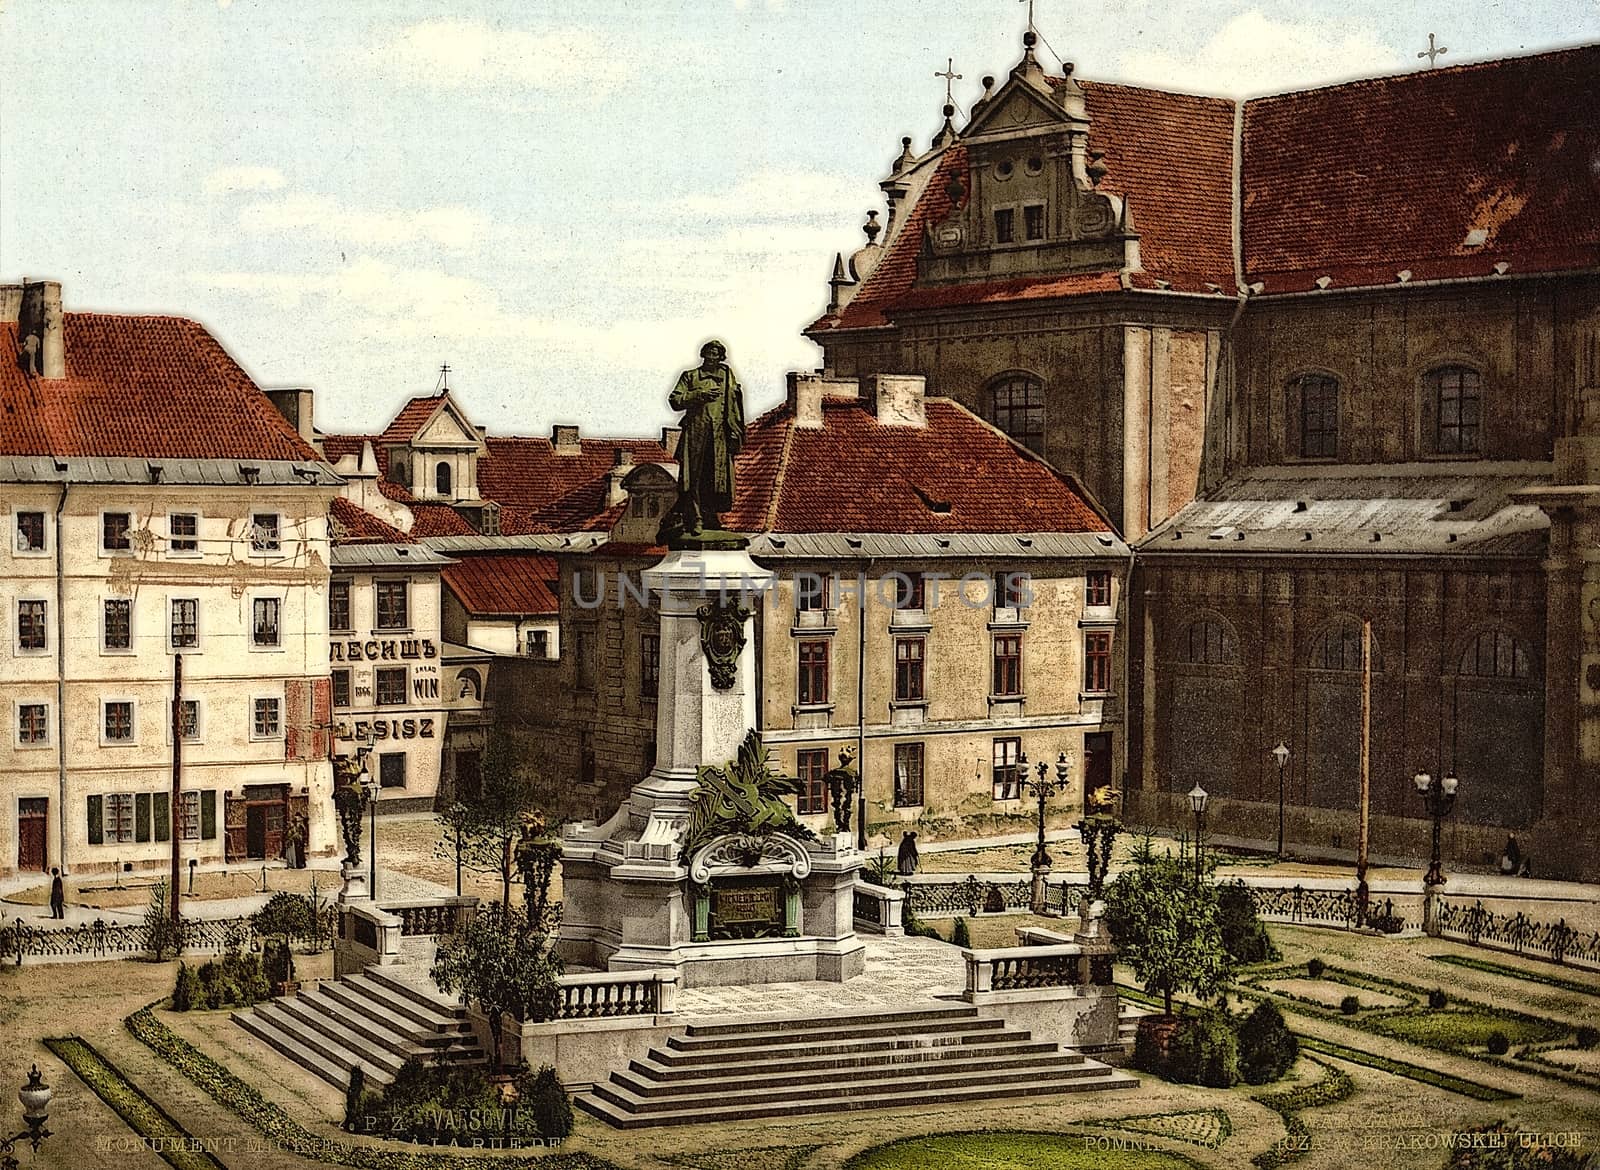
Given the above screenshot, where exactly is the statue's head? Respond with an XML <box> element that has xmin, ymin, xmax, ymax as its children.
<box><xmin>700</xmin><ymin>339</ymin><xmax>727</xmax><ymax>364</ymax></box>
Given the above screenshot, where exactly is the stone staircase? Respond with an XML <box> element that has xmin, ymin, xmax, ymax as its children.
<box><xmin>232</xmin><ymin>964</ymin><xmax>485</xmax><ymax>1089</ymax></box>
<box><xmin>575</xmin><ymin>1004</ymin><xmax>1137</xmax><ymax>1127</ymax></box>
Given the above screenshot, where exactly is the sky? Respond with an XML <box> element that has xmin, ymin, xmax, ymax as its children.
<box><xmin>3</xmin><ymin>0</ymin><xmax>1595</xmax><ymax>441</ymax></box>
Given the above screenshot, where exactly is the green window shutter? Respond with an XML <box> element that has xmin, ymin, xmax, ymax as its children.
<box><xmin>154</xmin><ymin>793</ymin><xmax>170</xmax><ymax>843</ymax></box>
<box><xmin>136</xmin><ymin>793</ymin><xmax>151</xmax><ymax>843</ymax></box>
<box><xmin>87</xmin><ymin>795</ymin><xmax>104</xmax><ymax>845</ymax></box>
<box><xmin>201</xmin><ymin>790</ymin><xmax>217</xmax><ymax>840</ymax></box>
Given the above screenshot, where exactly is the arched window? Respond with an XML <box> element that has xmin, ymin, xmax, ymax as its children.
<box><xmin>435</xmin><ymin>461</ymin><xmax>453</xmax><ymax>496</ymax></box>
<box><xmin>1458</xmin><ymin>630</ymin><xmax>1531</xmax><ymax>680</ymax></box>
<box><xmin>391</xmin><ymin>455</ymin><xmax>410</xmax><ymax>489</ymax></box>
<box><xmin>1291</xmin><ymin>374</ymin><xmax>1339</xmax><ymax>458</ymax></box>
<box><xmin>1427</xmin><ymin>365</ymin><xmax>1482</xmax><ymax>455</ymax></box>
<box><xmin>1182</xmin><ymin>619</ymin><xmax>1237</xmax><ymax>665</ymax></box>
<box><xmin>1311</xmin><ymin>617</ymin><xmax>1379</xmax><ymax>672</ymax></box>
<box><xmin>987</xmin><ymin>374</ymin><xmax>1045</xmax><ymax>454</ymax></box>
<box><xmin>456</xmin><ymin>667</ymin><xmax>482</xmax><ymax>701</ymax></box>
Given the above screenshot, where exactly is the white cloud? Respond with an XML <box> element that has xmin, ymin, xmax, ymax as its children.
<box><xmin>1115</xmin><ymin>9</ymin><xmax>1404</xmax><ymax>97</ymax></box>
<box><xmin>235</xmin><ymin>193</ymin><xmax>487</xmax><ymax>250</ymax></box>
<box><xmin>672</xmin><ymin>169</ymin><xmax>873</xmax><ymax>221</ymax></box>
<box><xmin>368</xmin><ymin>20</ymin><xmax>633</xmax><ymax>96</ymax></box>
<box><xmin>202</xmin><ymin>165</ymin><xmax>286</xmax><ymax>196</ymax></box>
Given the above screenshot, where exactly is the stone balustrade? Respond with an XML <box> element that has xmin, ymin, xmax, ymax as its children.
<box><xmin>964</xmin><ymin>944</ymin><xmax>1092</xmax><ymax>996</ymax></box>
<box><xmin>377</xmin><ymin>896</ymin><xmax>478</xmax><ymax>937</ymax></box>
<box><xmin>851</xmin><ymin>880</ymin><xmax>905</xmax><ymax>936</ymax></box>
<box><xmin>554</xmin><ymin>970</ymin><xmax>679</xmax><ymax>1020</ymax></box>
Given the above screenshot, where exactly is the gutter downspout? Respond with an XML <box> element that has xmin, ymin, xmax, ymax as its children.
<box><xmin>54</xmin><ymin>483</ymin><xmax>69</xmax><ymax>875</ymax></box>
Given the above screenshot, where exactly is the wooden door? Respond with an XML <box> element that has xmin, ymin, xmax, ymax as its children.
<box><xmin>225</xmin><ymin>794</ymin><xmax>247</xmax><ymax>862</ymax></box>
<box><xmin>17</xmin><ymin>798</ymin><xmax>47</xmax><ymax>871</ymax></box>
<box><xmin>1084</xmin><ymin>732</ymin><xmax>1113</xmax><ymax>813</ymax></box>
<box><xmin>264</xmin><ymin>803</ymin><xmax>286</xmax><ymax>859</ymax></box>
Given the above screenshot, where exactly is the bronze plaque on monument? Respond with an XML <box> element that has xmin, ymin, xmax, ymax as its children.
<box><xmin>710</xmin><ymin>878</ymin><xmax>784</xmax><ymax>939</ymax></box>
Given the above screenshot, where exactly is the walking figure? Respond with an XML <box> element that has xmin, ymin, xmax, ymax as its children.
<box><xmin>49</xmin><ymin>867</ymin><xmax>66</xmax><ymax>920</ymax></box>
<box><xmin>897</xmin><ymin>830</ymin><xmax>920</xmax><ymax>877</ymax></box>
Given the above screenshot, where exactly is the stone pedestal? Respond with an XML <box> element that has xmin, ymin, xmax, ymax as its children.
<box><xmin>559</xmin><ymin>546</ymin><xmax>866</xmax><ymax>986</ymax></box>
<box><xmin>337</xmin><ymin>861</ymin><xmax>370</xmax><ymax>904</ymax></box>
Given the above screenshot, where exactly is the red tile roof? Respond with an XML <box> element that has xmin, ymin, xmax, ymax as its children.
<box><xmin>377</xmin><ymin>394</ymin><xmax>451</xmax><ymax>444</ymax></box>
<box><xmin>721</xmin><ymin>398</ymin><xmax>1113</xmax><ymax>534</ymax></box>
<box><xmin>1241</xmin><ymin>44</ymin><xmax>1600</xmax><ymax>291</ymax></box>
<box><xmin>0</xmin><ymin>315</ymin><xmax>321</xmax><ymax>461</ymax></box>
<box><xmin>441</xmin><ymin>553</ymin><xmax>560</xmax><ymax>616</ymax></box>
<box><xmin>329</xmin><ymin>497</ymin><xmax>413</xmax><ymax>544</ymax></box>
<box><xmin>812</xmin><ymin>44</ymin><xmax>1600</xmax><ymax>327</ymax></box>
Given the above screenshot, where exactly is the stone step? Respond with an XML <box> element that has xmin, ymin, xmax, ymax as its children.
<box><xmin>317</xmin><ymin>979</ymin><xmax>474</xmax><ymax>1042</ymax></box>
<box><xmin>360</xmin><ymin>964</ymin><xmax>470</xmax><ymax>1019</ymax></box>
<box><xmin>577</xmin><ymin>1064</ymin><xmax>1139</xmax><ymax>1128</ymax></box>
<box><xmin>337</xmin><ymin>972</ymin><xmax>471</xmax><ymax>1033</ymax></box>
<box><xmin>613</xmin><ymin>1049</ymin><xmax>1092</xmax><ymax>1098</ymax></box>
<box><xmin>232</xmin><ymin>1007</ymin><xmax>395</xmax><ymax>1089</ymax></box>
<box><xmin>664</xmin><ymin>1015</ymin><xmax>1005</xmax><ymax>1052</ymax></box>
<box><xmin>681</xmin><ymin>1005</ymin><xmax>978</xmax><ymax>1037</ymax></box>
<box><xmin>271</xmin><ymin>994</ymin><xmax>442</xmax><ymax>1067</ymax></box>
<box><xmin>246</xmin><ymin>1000</ymin><xmax>408</xmax><ymax>1079</ymax></box>
<box><xmin>631</xmin><ymin>1037</ymin><xmax>1065</xmax><ymax>1081</ymax></box>
<box><xmin>649</xmin><ymin>1026</ymin><xmax>1025</xmax><ymax>1067</ymax></box>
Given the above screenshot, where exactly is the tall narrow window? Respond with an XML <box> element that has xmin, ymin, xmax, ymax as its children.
<box><xmin>796</xmin><ymin>573</ymin><xmax>830</xmax><ymax>612</ymax></box>
<box><xmin>179</xmin><ymin>791</ymin><xmax>201</xmax><ymax>840</ymax></box>
<box><xmin>893</xmin><ymin>743</ymin><xmax>924</xmax><ymax>807</ymax></box>
<box><xmin>375</xmin><ymin>581</ymin><xmax>409</xmax><ymax>629</ymax></box>
<box><xmin>993</xmin><ymin>633</ymin><xmax>1023</xmax><ymax>696</ymax></box>
<box><xmin>328</xmin><ymin>581</ymin><xmax>351</xmax><ymax>631</ymax></box>
<box><xmin>575</xmin><ymin>629</ymin><xmax>596</xmax><ymax>691</ymax></box>
<box><xmin>640</xmin><ymin>633</ymin><xmax>661</xmax><ymax>700</ymax></box>
<box><xmin>1429</xmin><ymin>365</ymin><xmax>1482</xmax><ymax>455</ymax></box>
<box><xmin>169</xmin><ymin>513</ymin><xmax>198</xmax><ymax>553</ymax></box>
<box><xmin>796</xmin><ymin>748</ymin><xmax>829</xmax><ymax>815</ymax></box>
<box><xmin>994</xmin><ymin>571</ymin><xmax>1030</xmax><ymax>609</ymax></box>
<box><xmin>988</xmin><ymin>374</ymin><xmax>1045</xmax><ymax>454</ymax></box>
<box><xmin>102</xmin><ymin>512</ymin><xmax>132</xmax><ymax>553</ymax></box>
<box><xmin>892</xmin><ymin>573</ymin><xmax>925</xmax><ymax>611</ymax></box>
<box><xmin>993</xmin><ymin>208</ymin><xmax>1016</xmax><ymax>244</ymax></box>
<box><xmin>104</xmin><ymin>793</ymin><xmax>135</xmax><ymax>842</ymax></box>
<box><xmin>992</xmin><ymin>737</ymin><xmax>1022</xmax><ymax>800</ymax></box>
<box><xmin>1294</xmin><ymin>374</ymin><xmax>1339</xmax><ymax>458</ymax></box>
<box><xmin>104</xmin><ymin>701</ymin><xmax>134</xmax><ymax>743</ymax></box>
<box><xmin>18</xmin><ymin>600</ymin><xmax>46</xmax><ymax>651</ymax></box>
<box><xmin>527</xmin><ymin>629</ymin><xmax>549</xmax><ymax>659</ymax></box>
<box><xmin>103</xmin><ymin>599</ymin><xmax>132</xmax><ymax>650</ymax></box>
<box><xmin>798</xmin><ymin>641</ymin><xmax>830</xmax><ymax>705</ymax></box>
<box><xmin>252</xmin><ymin>597</ymin><xmax>280</xmax><ymax>647</ymax></box>
<box><xmin>16</xmin><ymin>511</ymin><xmax>45</xmax><ymax>552</ymax></box>
<box><xmin>18</xmin><ymin>704</ymin><xmax>48</xmax><ymax>745</ymax></box>
<box><xmin>171</xmin><ymin>598</ymin><xmax>198</xmax><ymax>649</ymax></box>
<box><xmin>435</xmin><ymin>461</ymin><xmax>452</xmax><ymax>497</ymax></box>
<box><xmin>332</xmin><ymin>669</ymin><xmax>352</xmax><ymax>709</ymax></box>
<box><xmin>179</xmin><ymin>700</ymin><xmax>200</xmax><ymax>741</ymax></box>
<box><xmin>252</xmin><ymin>697</ymin><xmax>281</xmax><ymax>738</ymax></box>
<box><xmin>1023</xmin><ymin>203</ymin><xmax>1045</xmax><ymax>240</ymax></box>
<box><xmin>894</xmin><ymin>637</ymin><xmax>925</xmax><ymax>702</ymax></box>
<box><xmin>1084</xmin><ymin>630</ymin><xmax>1112</xmax><ymax>694</ymax></box>
<box><xmin>1085</xmin><ymin>570</ymin><xmax>1112</xmax><ymax>608</ymax></box>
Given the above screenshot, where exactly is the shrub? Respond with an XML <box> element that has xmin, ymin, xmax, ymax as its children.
<box><xmin>515</xmin><ymin>1064</ymin><xmax>573</xmax><ymax>1140</ymax></box>
<box><xmin>952</xmin><ymin>916</ymin><xmax>972</xmax><ymax>949</ymax></box>
<box><xmin>145</xmin><ymin>880</ymin><xmax>183</xmax><ymax>961</ymax></box>
<box><xmin>1428</xmin><ymin>988</ymin><xmax>1447</xmax><ymax>1009</ymax></box>
<box><xmin>1575</xmin><ymin>1025</ymin><xmax>1600</xmax><ymax>1049</ymax></box>
<box><xmin>262</xmin><ymin>939</ymin><xmax>295</xmax><ymax>988</ymax></box>
<box><xmin>1165</xmin><ymin>1011</ymin><xmax>1240</xmax><ymax>1088</ymax></box>
<box><xmin>1237</xmin><ymin>1000</ymin><xmax>1299</xmax><ymax>1085</ymax></box>
<box><xmin>1307</xmin><ymin>958</ymin><xmax>1326</xmax><ymax>978</ymax></box>
<box><xmin>1486</xmin><ymin>1031</ymin><xmax>1510</xmax><ymax>1056</ymax></box>
<box><xmin>343</xmin><ymin>1065</ymin><xmax>366</xmax><ymax>1131</ymax></box>
<box><xmin>1339</xmin><ymin>995</ymin><xmax>1361</xmax><ymax>1016</ymax></box>
<box><xmin>1216</xmin><ymin>880</ymin><xmax>1278</xmax><ymax>964</ymax></box>
<box><xmin>253</xmin><ymin>892</ymin><xmax>315</xmax><ymax>940</ymax></box>
<box><xmin>171</xmin><ymin>962</ymin><xmax>199</xmax><ymax>1011</ymax></box>
<box><xmin>983</xmin><ymin>884</ymin><xmax>1006</xmax><ymax>914</ymax></box>
<box><xmin>174</xmin><ymin>950</ymin><xmax>270</xmax><ymax>1010</ymax></box>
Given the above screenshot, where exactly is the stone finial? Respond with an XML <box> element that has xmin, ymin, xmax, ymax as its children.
<box><xmin>827</xmin><ymin>253</ymin><xmax>854</xmax><ymax>313</ymax></box>
<box><xmin>862</xmin><ymin>210</ymin><xmax>881</xmax><ymax>244</ymax></box>
<box><xmin>932</xmin><ymin>102</ymin><xmax>959</xmax><ymax>150</ymax></box>
<box><xmin>893</xmin><ymin>135</ymin><xmax>916</xmax><ymax>174</ymax></box>
<box><xmin>1087</xmin><ymin>150</ymin><xmax>1108</xmax><ymax>187</ymax></box>
<box><xmin>1013</xmin><ymin>28</ymin><xmax>1050</xmax><ymax>92</ymax></box>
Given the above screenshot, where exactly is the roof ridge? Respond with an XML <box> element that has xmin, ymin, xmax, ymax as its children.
<box><xmin>1242</xmin><ymin>40</ymin><xmax>1600</xmax><ymax>104</ymax></box>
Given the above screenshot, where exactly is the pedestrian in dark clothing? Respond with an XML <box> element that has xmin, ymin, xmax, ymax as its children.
<box><xmin>896</xmin><ymin>831</ymin><xmax>920</xmax><ymax>877</ymax></box>
<box><xmin>49</xmin><ymin>868</ymin><xmax>65</xmax><ymax>919</ymax></box>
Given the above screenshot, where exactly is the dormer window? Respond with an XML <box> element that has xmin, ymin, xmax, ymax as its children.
<box><xmin>1023</xmin><ymin>204</ymin><xmax>1045</xmax><ymax>241</ymax></box>
<box><xmin>994</xmin><ymin>208</ymin><xmax>1016</xmax><ymax>244</ymax></box>
<box><xmin>436</xmin><ymin>461</ymin><xmax>452</xmax><ymax>497</ymax></box>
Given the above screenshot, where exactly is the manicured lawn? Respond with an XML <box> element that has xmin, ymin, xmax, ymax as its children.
<box><xmin>844</xmin><ymin>1131</ymin><xmax>1199</xmax><ymax>1169</ymax></box>
<box><xmin>1367</xmin><ymin>1009</ymin><xmax>1566</xmax><ymax>1050</ymax></box>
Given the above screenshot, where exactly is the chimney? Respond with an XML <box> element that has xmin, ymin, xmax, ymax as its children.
<box><xmin>660</xmin><ymin>427</ymin><xmax>682</xmax><ymax>458</ymax></box>
<box><xmin>869</xmin><ymin>374</ymin><xmax>926</xmax><ymax>428</ymax></box>
<box><xmin>787</xmin><ymin>371</ymin><xmax>860</xmax><ymax>430</ymax></box>
<box><xmin>605</xmin><ymin>450</ymin><xmax>635</xmax><ymax>507</ymax></box>
<box><xmin>17</xmin><ymin>279</ymin><xmax>64</xmax><ymax>379</ymax></box>
<box><xmin>551</xmin><ymin>424</ymin><xmax>582</xmax><ymax>455</ymax></box>
<box><xmin>265</xmin><ymin>388</ymin><xmax>316</xmax><ymax>444</ymax></box>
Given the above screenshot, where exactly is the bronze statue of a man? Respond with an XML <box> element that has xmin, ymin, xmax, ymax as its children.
<box><xmin>662</xmin><ymin>340</ymin><xmax>745</xmax><ymax>545</ymax></box>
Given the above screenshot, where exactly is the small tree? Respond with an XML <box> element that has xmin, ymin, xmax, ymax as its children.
<box><xmin>456</xmin><ymin>738</ymin><xmax>544</xmax><ymax>910</ymax></box>
<box><xmin>1103</xmin><ymin>853</ymin><xmax>1230</xmax><ymax>1016</ymax></box>
<box><xmin>431</xmin><ymin>902</ymin><xmax>561</xmax><ymax>1072</ymax></box>
<box><xmin>433</xmin><ymin>802</ymin><xmax>475</xmax><ymax>899</ymax></box>
<box><xmin>145</xmin><ymin>880</ymin><xmax>183</xmax><ymax>961</ymax></box>
<box><xmin>1238</xmin><ymin>1000</ymin><xmax>1298</xmax><ymax>1084</ymax></box>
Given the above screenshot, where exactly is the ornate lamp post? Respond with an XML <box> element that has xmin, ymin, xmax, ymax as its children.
<box><xmin>1271</xmin><ymin>742</ymin><xmax>1290</xmax><ymax>858</ymax></box>
<box><xmin>359</xmin><ymin>755</ymin><xmax>378</xmax><ymax>901</ymax></box>
<box><xmin>0</xmin><ymin>1066</ymin><xmax>52</xmax><ymax>1170</ymax></box>
<box><xmin>1187</xmin><ymin>784</ymin><xmax>1209</xmax><ymax>885</ymax></box>
<box><xmin>1414</xmin><ymin>769</ymin><xmax>1459</xmax><ymax>934</ymax></box>
<box><xmin>1074</xmin><ymin>794</ymin><xmax>1123</xmax><ymax>908</ymax></box>
<box><xmin>1020</xmin><ymin>750</ymin><xmax>1070</xmax><ymax>915</ymax></box>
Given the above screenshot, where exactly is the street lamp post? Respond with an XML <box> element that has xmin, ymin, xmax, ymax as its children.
<box><xmin>1271</xmin><ymin>743</ymin><xmax>1290</xmax><ymax>858</ymax></box>
<box><xmin>1020</xmin><ymin>750</ymin><xmax>1070</xmax><ymax>916</ymax></box>
<box><xmin>0</xmin><ymin>1066</ymin><xmax>52</xmax><ymax>1170</ymax></box>
<box><xmin>1413</xmin><ymin>769</ymin><xmax>1459</xmax><ymax>934</ymax></box>
<box><xmin>358</xmin><ymin>756</ymin><xmax>377</xmax><ymax>902</ymax></box>
<box><xmin>1187</xmin><ymin>784</ymin><xmax>1209</xmax><ymax>885</ymax></box>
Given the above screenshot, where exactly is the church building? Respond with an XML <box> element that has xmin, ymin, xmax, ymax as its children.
<box><xmin>807</xmin><ymin>33</ymin><xmax>1600</xmax><ymax>877</ymax></box>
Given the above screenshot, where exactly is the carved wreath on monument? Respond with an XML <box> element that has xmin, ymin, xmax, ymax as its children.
<box><xmin>679</xmin><ymin>729</ymin><xmax>816</xmax><ymax>865</ymax></box>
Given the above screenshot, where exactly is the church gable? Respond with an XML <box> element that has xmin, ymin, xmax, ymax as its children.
<box><xmin>412</xmin><ymin>398</ymin><xmax>484</xmax><ymax>451</ymax></box>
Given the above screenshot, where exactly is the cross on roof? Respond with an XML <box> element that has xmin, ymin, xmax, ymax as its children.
<box><xmin>1020</xmin><ymin>0</ymin><xmax>1035</xmax><ymax>30</ymax></box>
<box><xmin>439</xmin><ymin>362</ymin><xmax>451</xmax><ymax>391</ymax></box>
<box><xmin>1418</xmin><ymin>33</ymin><xmax>1448</xmax><ymax>67</ymax></box>
<box><xmin>934</xmin><ymin>57</ymin><xmax>962</xmax><ymax>103</ymax></box>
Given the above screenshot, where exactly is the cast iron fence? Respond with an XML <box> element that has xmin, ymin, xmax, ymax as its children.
<box><xmin>2</xmin><ymin>903</ymin><xmax>337</xmax><ymax>965</ymax></box>
<box><xmin>1436</xmin><ymin>898</ymin><xmax>1600</xmax><ymax>971</ymax></box>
